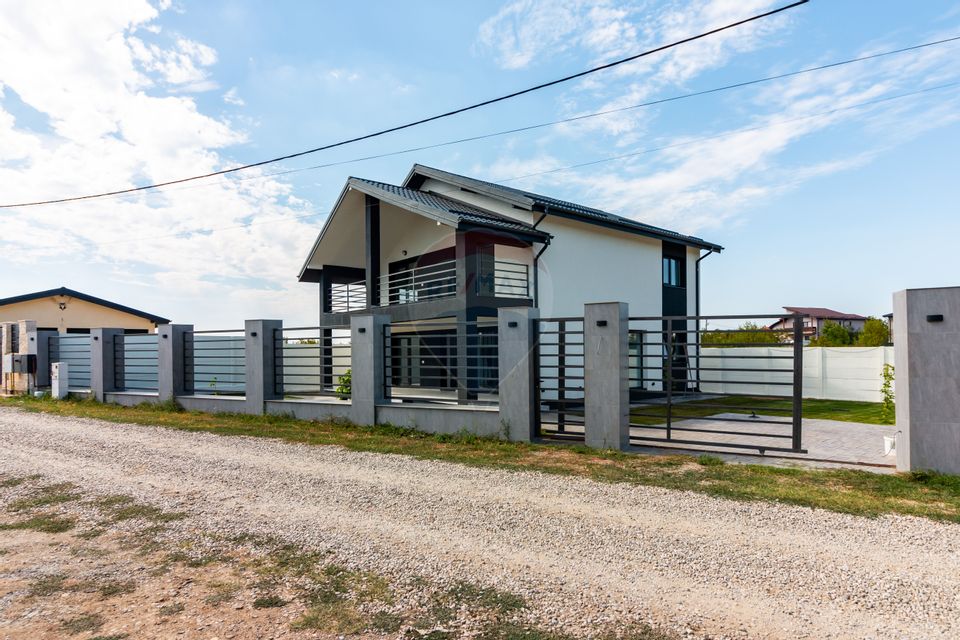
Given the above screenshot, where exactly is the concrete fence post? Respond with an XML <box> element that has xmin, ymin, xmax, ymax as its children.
<box><xmin>893</xmin><ymin>286</ymin><xmax>960</xmax><ymax>474</ymax></box>
<box><xmin>498</xmin><ymin>307</ymin><xmax>539</xmax><ymax>442</ymax></box>
<box><xmin>158</xmin><ymin>324</ymin><xmax>192</xmax><ymax>402</ymax></box>
<box><xmin>91</xmin><ymin>328</ymin><xmax>123</xmax><ymax>402</ymax></box>
<box><xmin>584</xmin><ymin>302</ymin><xmax>630</xmax><ymax>450</ymax></box>
<box><xmin>351</xmin><ymin>314</ymin><xmax>388</xmax><ymax>426</ymax></box>
<box><xmin>245</xmin><ymin>319</ymin><xmax>282</xmax><ymax>415</ymax></box>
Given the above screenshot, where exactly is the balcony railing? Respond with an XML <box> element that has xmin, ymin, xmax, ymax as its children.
<box><xmin>325</xmin><ymin>257</ymin><xmax>532</xmax><ymax>313</ymax></box>
<box><xmin>487</xmin><ymin>260</ymin><xmax>530</xmax><ymax>299</ymax></box>
<box><xmin>382</xmin><ymin>259</ymin><xmax>458</xmax><ymax>306</ymax></box>
<box><xmin>329</xmin><ymin>281</ymin><xmax>367</xmax><ymax>313</ymax></box>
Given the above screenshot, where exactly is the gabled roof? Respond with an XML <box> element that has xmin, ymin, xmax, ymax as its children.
<box><xmin>403</xmin><ymin>164</ymin><xmax>723</xmax><ymax>252</ymax></box>
<box><xmin>296</xmin><ymin>175</ymin><xmax>552</xmax><ymax>281</ymax></box>
<box><xmin>0</xmin><ymin>287</ymin><xmax>170</xmax><ymax>324</ymax></box>
<box><xmin>782</xmin><ymin>307</ymin><xmax>867</xmax><ymax>320</ymax></box>
<box><xmin>349</xmin><ymin>177</ymin><xmax>551</xmax><ymax>240</ymax></box>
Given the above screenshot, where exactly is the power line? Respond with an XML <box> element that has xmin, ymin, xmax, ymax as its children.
<box><xmin>0</xmin><ymin>0</ymin><xmax>807</xmax><ymax>209</ymax></box>
<box><xmin>494</xmin><ymin>80</ymin><xmax>960</xmax><ymax>183</ymax></box>
<box><xmin>92</xmin><ymin>80</ymin><xmax>960</xmax><ymax>248</ymax></box>
<box><xmin>49</xmin><ymin>33</ymin><xmax>960</xmax><ymax>205</ymax></box>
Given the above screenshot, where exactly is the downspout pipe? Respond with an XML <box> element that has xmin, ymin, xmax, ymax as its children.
<box><xmin>694</xmin><ymin>248</ymin><xmax>715</xmax><ymax>391</ymax></box>
<box><xmin>532</xmin><ymin>207</ymin><xmax>550</xmax><ymax>308</ymax></box>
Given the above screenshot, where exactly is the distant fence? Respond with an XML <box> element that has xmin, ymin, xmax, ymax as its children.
<box><xmin>700</xmin><ymin>346</ymin><xmax>894</xmax><ymax>402</ymax></box>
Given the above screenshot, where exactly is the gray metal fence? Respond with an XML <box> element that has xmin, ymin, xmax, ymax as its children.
<box><xmin>48</xmin><ymin>334</ymin><xmax>92</xmax><ymax>390</ymax></box>
<box><xmin>534</xmin><ymin>317</ymin><xmax>585</xmax><ymax>441</ymax></box>
<box><xmin>274</xmin><ymin>325</ymin><xmax>351</xmax><ymax>398</ymax></box>
<box><xmin>382</xmin><ymin>320</ymin><xmax>499</xmax><ymax>404</ymax></box>
<box><xmin>626</xmin><ymin>314</ymin><xmax>804</xmax><ymax>453</ymax></box>
<box><xmin>114</xmin><ymin>334</ymin><xmax>159</xmax><ymax>392</ymax></box>
<box><xmin>184</xmin><ymin>330</ymin><xmax>246</xmax><ymax>395</ymax></box>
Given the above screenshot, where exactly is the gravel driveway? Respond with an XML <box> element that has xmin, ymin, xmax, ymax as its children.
<box><xmin>0</xmin><ymin>406</ymin><xmax>958</xmax><ymax>639</ymax></box>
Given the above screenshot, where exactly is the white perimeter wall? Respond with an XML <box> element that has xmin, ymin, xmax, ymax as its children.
<box><xmin>700</xmin><ymin>346</ymin><xmax>895</xmax><ymax>402</ymax></box>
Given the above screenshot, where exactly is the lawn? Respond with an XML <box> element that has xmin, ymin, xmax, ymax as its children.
<box><xmin>630</xmin><ymin>396</ymin><xmax>887</xmax><ymax>426</ymax></box>
<box><xmin>1</xmin><ymin>395</ymin><xmax>957</xmax><ymax>524</ymax></box>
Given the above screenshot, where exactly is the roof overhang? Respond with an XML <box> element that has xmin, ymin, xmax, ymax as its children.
<box><xmin>0</xmin><ymin>287</ymin><xmax>170</xmax><ymax>324</ymax></box>
<box><xmin>297</xmin><ymin>178</ymin><xmax>550</xmax><ymax>283</ymax></box>
<box><xmin>404</xmin><ymin>163</ymin><xmax>723</xmax><ymax>253</ymax></box>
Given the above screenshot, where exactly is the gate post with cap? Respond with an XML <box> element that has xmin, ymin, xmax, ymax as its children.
<box><xmin>584</xmin><ymin>302</ymin><xmax>630</xmax><ymax>450</ymax></box>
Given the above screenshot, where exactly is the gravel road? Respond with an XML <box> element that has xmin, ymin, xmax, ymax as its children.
<box><xmin>0</xmin><ymin>407</ymin><xmax>958</xmax><ymax>640</ymax></box>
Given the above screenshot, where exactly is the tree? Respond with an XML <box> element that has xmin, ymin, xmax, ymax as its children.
<box><xmin>810</xmin><ymin>320</ymin><xmax>855</xmax><ymax>346</ymax></box>
<box><xmin>701</xmin><ymin>322</ymin><xmax>781</xmax><ymax>346</ymax></box>
<box><xmin>856</xmin><ymin>317</ymin><xmax>890</xmax><ymax>347</ymax></box>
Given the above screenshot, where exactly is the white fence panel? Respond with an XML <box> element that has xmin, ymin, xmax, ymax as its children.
<box><xmin>700</xmin><ymin>346</ymin><xmax>894</xmax><ymax>402</ymax></box>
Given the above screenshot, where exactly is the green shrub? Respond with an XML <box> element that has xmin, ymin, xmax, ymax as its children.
<box><xmin>336</xmin><ymin>369</ymin><xmax>351</xmax><ymax>399</ymax></box>
<box><xmin>880</xmin><ymin>364</ymin><xmax>895</xmax><ymax>424</ymax></box>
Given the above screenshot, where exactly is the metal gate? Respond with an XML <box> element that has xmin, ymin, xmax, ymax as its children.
<box><xmin>627</xmin><ymin>314</ymin><xmax>805</xmax><ymax>454</ymax></box>
<box><xmin>534</xmin><ymin>317</ymin><xmax>585</xmax><ymax>442</ymax></box>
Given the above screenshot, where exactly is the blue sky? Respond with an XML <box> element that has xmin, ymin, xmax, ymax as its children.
<box><xmin>1</xmin><ymin>0</ymin><xmax>959</xmax><ymax>327</ymax></box>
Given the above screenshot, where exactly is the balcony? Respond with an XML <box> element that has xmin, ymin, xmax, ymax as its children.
<box><xmin>326</xmin><ymin>259</ymin><xmax>531</xmax><ymax>313</ymax></box>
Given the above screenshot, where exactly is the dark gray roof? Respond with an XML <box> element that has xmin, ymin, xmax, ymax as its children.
<box><xmin>349</xmin><ymin>177</ymin><xmax>551</xmax><ymax>240</ymax></box>
<box><xmin>0</xmin><ymin>287</ymin><xmax>169</xmax><ymax>324</ymax></box>
<box><xmin>404</xmin><ymin>164</ymin><xmax>723</xmax><ymax>252</ymax></box>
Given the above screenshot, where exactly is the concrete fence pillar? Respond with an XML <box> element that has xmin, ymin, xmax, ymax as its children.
<box><xmin>893</xmin><ymin>287</ymin><xmax>960</xmax><ymax>474</ymax></box>
<box><xmin>584</xmin><ymin>302</ymin><xmax>630</xmax><ymax>450</ymax></box>
<box><xmin>91</xmin><ymin>328</ymin><xmax>123</xmax><ymax>401</ymax></box>
<box><xmin>245</xmin><ymin>319</ymin><xmax>282</xmax><ymax>415</ymax></box>
<box><xmin>351</xmin><ymin>314</ymin><xmax>388</xmax><ymax>426</ymax></box>
<box><xmin>498</xmin><ymin>307</ymin><xmax>539</xmax><ymax>442</ymax></box>
<box><xmin>158</xmin><ymin>324</ymin><xmax>192</xmax><ymax>402</ymax></box>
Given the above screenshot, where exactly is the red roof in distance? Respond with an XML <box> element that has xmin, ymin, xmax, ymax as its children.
<box><xmin>782</xmin><ymin>307</ymin><xmax>867</xmax><ymax>320</ymax></box>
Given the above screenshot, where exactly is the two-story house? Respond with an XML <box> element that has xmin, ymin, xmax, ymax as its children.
<box><xmin>297</xmin><ymin>164</ymin><xmax>723</xmax><ymax>399</ymax></box>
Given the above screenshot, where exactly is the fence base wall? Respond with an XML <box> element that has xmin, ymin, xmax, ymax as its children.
<box><xmin>376</xmin><ymin>403</ymin><xmax>501</xmax><ymax>437</ymax></box>
<box><xmin>176</xmin><ymin>395</ymin><xmax>250</xmax><ymax>415</ymax></box>
<box><xmin>265</xmin><ymin>399</ymin><xmax>352</xmax><ymax>421</ymax></box>
<box><xmin>104</xmin><ymin>391</ymin><xmax>160</xmax><ymax>407</ymax></box>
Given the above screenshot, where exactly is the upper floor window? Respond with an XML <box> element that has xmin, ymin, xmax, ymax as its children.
<box><xmin>662</xmin><ymin>257</ymin><xmax>684</xmax><ymax>287</ymax></box>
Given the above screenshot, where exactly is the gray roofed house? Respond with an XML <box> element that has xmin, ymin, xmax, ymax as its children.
<box><xmin>299</xmin><ymin>163</ymin><xmax>723</xmax><ymax>325</ymax></box>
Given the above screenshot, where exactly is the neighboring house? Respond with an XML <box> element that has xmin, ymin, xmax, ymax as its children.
<box><xmin>0</xmin><ymin>287</ymin><xmax>169</xmax><ymax>333</ymax></box>
<box><xmin>297</xmin><ymin>164</ymin><xmax>723</xmax><ymax>395</ymax></box>
<box><xmin>883</xmin><ymin>312</ymin><xmax>894</xmax><ymax>344</ymax></box>
<box><xmin>769</xmin><ymin>307</ymin><xmax>867</xmax><ymax>341</ymax></box>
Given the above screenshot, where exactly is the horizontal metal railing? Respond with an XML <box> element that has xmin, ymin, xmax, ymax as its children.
<box><xmin>381</xmin><ymin>260</ymin><xmax>458</xmax><ymax>306</ymax></box>
<box><xmin>49</xmin><ymin>334</ymin><xmax>91</xmax><ymax>390</ymax></box>
<box><xmin>183</xmin><ymin>329</ymin><xmax>246</xmax><ymax>395</ymax></box>
<box><xmin>626</xmin><ymin>314</ymin><xmax>805</xmax><ymax>453</ymax></box>
<box><xmin>274</xmin><ymin>325</ymin><xmax>351</xmax><ymax>398</ymax></box>
<box><xmin>382</xmin><ymin>320</ymin><xmax>498</xmax><ymax>405</ymax></box>
<box><xmin>484</xmin><ymin>260</ymin><xmax>530</xmax><ymax>299</ymax></box>
<box><xmin>114</xmin><ymin>334</ymin><xmax>159</xmax><ymax>392</ymax></box>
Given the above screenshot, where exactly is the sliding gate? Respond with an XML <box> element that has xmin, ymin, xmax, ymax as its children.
<box><xmin>627</xmin><ymin>314</ymin><xmax>805</xmax><ymax>454</ymax></box>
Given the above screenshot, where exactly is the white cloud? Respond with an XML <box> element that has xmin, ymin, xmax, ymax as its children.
<box><xmin>223</xmin><ymin>87</ymin><xmax>245</xmax><ymax>106</ymax></box>
<box><xmin>474</xmin><ymin>1</ymin><xmax>960</xmax><ymax>235</ymax></box>
<box><xmin>0</xmin><ymin>1</ymin><xmax>320</xmax><ymax>326</ymax></box>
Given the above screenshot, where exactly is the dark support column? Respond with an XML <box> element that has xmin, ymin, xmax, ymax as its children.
<box><xmin>365</xmin><ymin>195</ymin><xmax>381</xmax><ymax>308</ymax></box>
<box><xmin>321</xmin><ymin>327</ymin><xmax>333</xmax><ymax>390</ymax></box>
<box><xmin>455</xmin><ymin>230</ymin><xmax>481</xmax><ymax>404</ymax></box>
<box><xmin>318</xmin><ymin>270</ymin><xmax>329</xmax><ymax>316</ymax></box>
